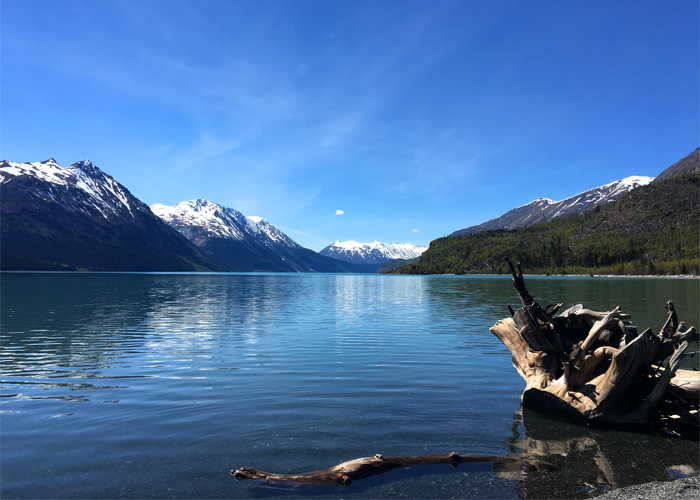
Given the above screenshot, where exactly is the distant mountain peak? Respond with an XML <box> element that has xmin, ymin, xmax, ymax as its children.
<box><xmin>73</xmin><ymin>158</ymin><xmax>96</xmax><ymax>167</ymax></box>
<box><xmin>320</xmin><ymin>240</ymin><xmax>428</xmax><ymax>265</ymax></box>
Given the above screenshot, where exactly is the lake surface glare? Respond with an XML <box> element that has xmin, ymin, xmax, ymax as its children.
<box><xmin>1</xmin><ymin>273</ymin><xmax>698</xmax><ymax>499</ymax></box>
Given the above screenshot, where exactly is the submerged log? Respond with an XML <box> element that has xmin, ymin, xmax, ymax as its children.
<box><xmin>231</xmin><ymin>452</ymin><xmax>555</xmax><ymax>486</ymax></box>
<box><xmin>491</xmin><ymin>259</ymin><xmax>699</xmax><ymax>431</ymax></box>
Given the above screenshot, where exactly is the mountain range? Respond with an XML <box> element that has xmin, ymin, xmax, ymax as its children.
<box><xmin>151</xmin><ymin>199</ymin><xmax>370</xmax><ymax>272</ymax></box>
<box><xmin>319</xmin><ymin>241</ymin><xmax>428</xmax><ymax>265</ymax></box>
<box><xmin>449</xmin><ymin>176</ymin><xmax>654</xmax><ymax>237</ymax></box>
<box><xmin>0</xmin><ymin>159</ymin><xmax>379</xmax><ymax>272</ymax></box>
<box><xmin>2</xmin><ymin>149</ymin><xmax>696</xmax><ymax>273</ymax></box>
<box><xmin>0</xmin><ymin>159</ymin><xmax>221</xmax><ymax>271</ymax></box>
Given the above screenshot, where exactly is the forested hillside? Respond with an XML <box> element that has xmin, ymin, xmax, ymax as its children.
<box><xmin>387</xmin><ymin>172</ymin><xmax>700</xmax><ymax>276</ymax></box>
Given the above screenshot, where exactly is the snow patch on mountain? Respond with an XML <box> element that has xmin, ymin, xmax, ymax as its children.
<box><xmin>0</xmin><ymin>159</ymin><xmax>67</xmax><ymax>186</ymax></box>
<box><xmin>519</xmin><ymin>198</ymin><xmax>556</xmax><ymax>208</ymax></box>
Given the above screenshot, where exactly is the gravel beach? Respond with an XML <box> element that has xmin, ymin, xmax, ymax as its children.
<box><xmin>594</xmin><ymin>475</ymin><xmax>699</xmax><ymax>499</ymax></box>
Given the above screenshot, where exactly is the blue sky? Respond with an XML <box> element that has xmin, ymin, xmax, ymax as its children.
<box><xmin>2</xmin><ymin>1</ymin><xmax>698</xmax><ymax>251</ymax></box>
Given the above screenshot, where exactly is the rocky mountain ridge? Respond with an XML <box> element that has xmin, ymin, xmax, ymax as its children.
<box><xmin>450</xmin><ymin>176</ymin><xmax>654</xmax><ymax>237</ymax></box>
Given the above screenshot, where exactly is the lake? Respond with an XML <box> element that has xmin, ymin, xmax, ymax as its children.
<box><xmin>1</xmin><ymin>272</ymin><xmax>698</xmax><ymax>499</ymax></box>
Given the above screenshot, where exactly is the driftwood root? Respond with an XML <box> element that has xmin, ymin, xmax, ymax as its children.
<box><xmin>492</xmin><ymin>259</ymin><xmax>699</xmax><ymax>433</ymax></box>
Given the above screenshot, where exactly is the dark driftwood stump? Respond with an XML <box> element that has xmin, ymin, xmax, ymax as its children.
<box><xmin>232</xmin><ymin>452</ymin><xmax>555</xmax><ymax>486</ymax></box>
<box><xmin>491</xmin><ymin>259</ymin><xmax>699</xmax><ymax>430</ymax></box>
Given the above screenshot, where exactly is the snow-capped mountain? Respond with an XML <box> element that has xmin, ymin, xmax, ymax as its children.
<box><xmin>450</xmin><ymin>175</ymin><xmax>654</xmax><ymax>237</ymax></box>
<box><xmin>0</xmin><ymin>159</ymin><xmax>220</xmax><ymax>271</ymax></box>
<box><xmin>1</xmin><ymin>158</ymin><xmax>141</xmax><ymax>219</ymax></box>
<box><xmin>151</xmin><ymin>199</ymin><xmax>299</xmax><ymax>250</ymax></box>
<box><xmin>151</xmin><ymin>199</ymin><xmax>366</xmax><ymax>272</ymax></box>
<box><xmin>319</xmin><ymin>241</ymin><xmax>429</xmax><ymax>265</ymax></box>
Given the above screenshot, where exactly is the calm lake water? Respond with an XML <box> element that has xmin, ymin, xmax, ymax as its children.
<box><xmin>1</xmin><ymin>272</ymin><xmax>698</xmax><ymax>499</ymax></box>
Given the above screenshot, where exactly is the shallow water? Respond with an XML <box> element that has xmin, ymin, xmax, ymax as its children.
<box><xmin>1</xmin><ymin>272</ymin><xmax>698</xmax><ymax>499</ymax></box>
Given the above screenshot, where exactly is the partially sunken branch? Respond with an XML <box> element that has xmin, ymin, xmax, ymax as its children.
<box><xmin>232</xmin><ymin>452</ymin><xmax>555</xmax><ymax>486</ymax></box>
<box><xmin>491</xmin><ymin>258</ymin><xmax>699</xmax><ymax>432</ymax></box>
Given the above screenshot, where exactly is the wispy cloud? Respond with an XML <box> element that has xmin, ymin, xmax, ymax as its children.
<box><xmin>174</xmin><ymin>133</ymin><xmax>243</xmax><ymax>171</ymax></box>
<box><xmin>277</xmin><ymin>225</ymin><xmax>312</xmax><ymax>239</ymax></box>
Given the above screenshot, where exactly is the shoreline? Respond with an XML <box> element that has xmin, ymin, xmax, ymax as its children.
<box><xmin>443</xmin><ymin>272</ymin><xmax>700</xmax><ymax>279</ymax></box>
<box><xmin>518</xmin><ymin>273</ymin><xmax>698</xmax><ymax>279</ymax></box>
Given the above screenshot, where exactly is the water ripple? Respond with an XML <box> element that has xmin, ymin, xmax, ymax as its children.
<box><xmin>1</xmin><ymin>273</ymin><xmax>698</xmax><ymax>499</ymax></box>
